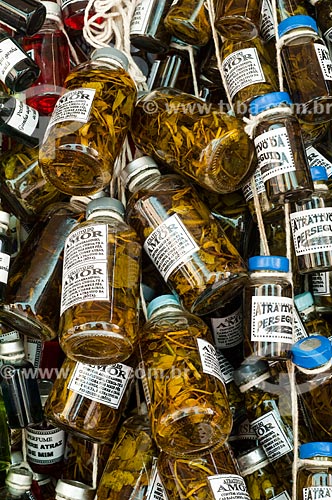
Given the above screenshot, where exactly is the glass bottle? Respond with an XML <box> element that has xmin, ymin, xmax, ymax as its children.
<box><xmin>306</xmin><ymin>143</ymin><xmax>332</xmax><ymax>177</ymax></box>
<box><xmin>233</xmin><ymin>360</ymin><xmax>294</xmax><ymax>483</ymax></box>
<box><xmin>310</xmin><ymin>271</ymin><xmax>332</xmax><ymax>313</ymax></box>
<box><xmin>59</xmin><ymin>197</ymin><xmax>141</xmax><ymax>365</ymax></box>
<box><xmin>0</xmin><ymin>0</ymin><xmax>46</xmax><ymax>36</ymax></box>
<box><xmin>139</xmin><ymin>294</ymin><xmax>232</xmax><ymax>457</ymax></box>
<box><xmin>0</xmin><ymin>209</ymin><xmax>11</xmax><ymax>303</ymax></box>
<box><xmin>1</xmin><ymin>202</ymin><xmax>83</xmax><ymax>341</ymax></box>
<box><xmin>130</xmin><ymin>0</ymin><xmax>172</xmax><ymax>53</ymax></box>
<box><xmin>220</xmin><ymin>36</ymin><xmax>278</xmax><ymax>118</ymax></box>
<box><xmin>290</xmin><ymin>334</ymin><xmax>332</xmax><ymax>440</ymax></box>
<box><xmin>39</xmin><ymin>46</ymin><xmax>137</xmax><ymax>196</ymax></box>
<box><xmin>249</xmin><ymin>91</ymin><xmax>313</xmax><ymax>204</ymax></box>
<box><xmin>30</xmin><ymin>474</ymin><xmax>56</xmax><ymax>500</ymax></box>
<box><xmin>130</xmin><ymin>89</ymin><xmax>256</xmax><ymax>194</ymax></box>
<box><xmin>95</xmin><ymin>413</ymin><xmax>157</xmax><ymax>500</ymax></box>
<box><xmin>0</xmin><ymin>93</ymin><xmax>44</xmax><ymax>148</ymax></box>
<box><xmin>296</xmin><ymin>442</ymin><xmax>332</xmax><ymax>500</ymax></box>
<box><xmin>310</xmin><ymin>0</ymin><xmax>332</xmax><ymax>44</ymax></box>
<box><xmin>0</xmin><ymin>144</ymin><xmax>63</xmax><ymax>224</ymax></box>
<box><xmin>215</xmin><ymin>0</ymin><xmax>263</xmax><ymax>41</ymax></box>
<box><xmin>158</xmin><ymin>443</ymin><xmax>248</xmax><ymax>500</ymax></box>
<box><xmin>44</xmin><ymin>354</ymin><xmax>136</xmax><ymax>443</ymax></box>
<box><xmin>0</xmin><ymin>392</ymin><xmax>10</xmax><ymax>487</ymax></box>
<box><xmin>0</xmin><ymin>31</ymin><xmax>40</xmax><ymax>92</ymax></box>
<box><xmin>290</xmin><ymin>165</ymin><xmax>332</xmax><ymax>273</ymax></box>
<box><xmin>22</xmin><ymin>1</ymin><xmax>71</xmax><ymax>116</ymax></box>
<box><xmin>0</xmin><ymin>467</ymin><xmax>33</xmax><ymax>499</ymax></box>
<box><xmin>216</xmin><ymin>350</ymin><xmax>246</xmax><ymax>425</ymax></box>
<box><xmin>294</xmin><ymin>290</ymin><xmax>331</xmax><ymax>339</ymax></box>
<box><xmin>0</xmin><ymin>339</ymin><xmax>43</xmax><ymax>428</ymax></box>
<box><xmin>123</xmin><ymin>157</ymin><xmax>248</xmax><ymax>315</ymax></box>
<box><xmin>278</xmin><ymin>15</ymin><xmax>332</xmax><ymax>123</ymax></box>
<box><xmin>55</xmin><ymin>479</ymin><xmax>95</xmax><ymax>500</ymax></box>
<box><xmin>243</xmin><ymin>255</ymin><xmax>293</xmax><ymax>360</ymax></box>
<box><xmin>60</xmin><ymin>0</ymin><xmax>96</xmax><ymax>31</ymax></box>
<box><xmin>237</xmin><ymin>445</ymin><xmax>292</xmax><ymax>500</ymax></box>
<box><xmin>26</xmin><ymin>379</ymin><xmax>66</xmax><ymax>477</ymax></box>
<box><xmin>164</xmin><ymin>0</ymin><xmax>211</xmax><ymax>46</ymax></box>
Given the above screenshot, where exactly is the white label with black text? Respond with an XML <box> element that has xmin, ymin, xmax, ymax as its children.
<box><xmin>290</xmin><ymin>208</ymin><xmax>332</xmax><ymax>256</ymax></box>
<box><xmin>0</xmin><ymin>38</ymin><xmax>27</xmax><ymax>81</ymax></box>
<box><xmin>222</xmin><ymin>48</ymin><xmax>265</xmax><ymax>99</ymax></box>
<box><xmin>272</xmin><ymin>492</ymin><xmax>291</xmax><ymax>500</ymax></box>
<box><xmin>211</xmin><ymin>306</ymin><xmax>243</xmax><ymax>349</ymax></box>
<box><xmin>251</xmin><ymin>410</ymin><xmax>293</xmax><ymax>462</ymax></box>
<box><xmin>6</xmin><ymin>100</ymin><xmax>38</xmax><ymax>137</ymax></box>
<box><xmin>0</xmin><ymin>252</ymin><xmax>10</xmax><ymax>284</ymax></box>
<box><xmin>197</xmin><ymin>338</ymin><xmax>224</xmax><ymax>384</ymax></box>
<box><xmin>303</xmin><ymin>487</ymin><xmax>332</xmax><ymax>500</ymax></box>
<box><xmin>324</xmin><ymin>26</ymin><xmax>332</xmax><ymax>43</ymax></box>
<box><xmin>68</xmin><ymin>362</ymin><xmax>133</xmax><ymax>408</ymax></box>
<box><xmin>255</xmin><ymin>127</ymin><xmax>295</xmax><ymax>181</ymax></box>
<box><xmin>130</xmin><ymin>0</ymin><xmax>155</xmax><ymax>34</ymax></box>
<box><xmin>314</xmin><ymin>44</ymin><xmax>332</xmax><ymax>80</ymax></box>
<box><xmin>251</xmin><ymin>296</ymin><xmax>293</xmax><ymax>343</ymax></box>
<box><xmin>260</xmin><ymin>0</ymin><xmax>275</xmax><ymax>41</ymax></box>
<box><xmin>243</xmin><ymin>168</ymin><xmax>266</xmax><ymax>202</ymax></box>
<box><xmin>312</xmin><ymin>272</ymin><xmax>330</xmax><ymax>296</ymax></box>
<box><xmin>26</xmin><ymin>427</ymin><xmax>65</xmax><ymax>465</ymax></box>
<box><xmin>144</xmin><ymin>214</ymin><xmax>199</xmax><ymax>281</ymax></box>
<box><xmin>216</xmin><ymin>351</ymin><xmax>234</xmax><ymax>384</ymax></box>
<box><xmin>61</xmin><ymin>224</ymin><xmax>109</xmax><ymax>314</ymax></box>
<box><xmin>293</xmin><ymin>309</ymin><xmax>308</xmax><ymax>342</ymax></box>
<box><xmin>306</xmin><ymin>146</ymin><xmax>332</xmax><ymax>178</ymax></box>
<box><xmin>146</xmin><ymin>464</ymin><xmax>168</xmax><ymax>500</ymax></box>
<box><xmin>208</xmin><ymin>474</ymin><xmax>250</xmax><ymax>500</ymax></box>
<box><xmin>0</xmin><ymin>330</ymin><xmax>20</xmax><ymax>343</ymax></box>
<box><xmin>26</xmin><ymin>338</ymin><xmax>43</xmax><ymax>369</ymax></box>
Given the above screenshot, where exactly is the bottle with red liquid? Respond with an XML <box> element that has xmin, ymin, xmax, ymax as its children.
<box><xmin>22</xmin><ymin>1</ymin><xmax>70</xmax><ymax>116</ymax></box>
<box><xmin>60</xmin><ymin>0</ymin><xmax>96</xmax><ymax>31</ymax></box>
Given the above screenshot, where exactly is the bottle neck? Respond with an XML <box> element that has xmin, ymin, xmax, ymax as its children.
<box><xmin>128</xmin><ymin>170</ymin><xmax>162</xmax><ymax>193</ymax></box>
<box><xmin>86</xmin><ymin>210</ymin><xmax>124</xmax><ymax>222</ymax></box>
<box><xmin>148</xmin><ymin>304</ymin><xmax>183</xmax><ymax>320</ymax></box>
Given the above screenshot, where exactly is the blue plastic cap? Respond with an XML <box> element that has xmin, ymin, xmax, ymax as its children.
<box><xmin>278</xmin><ymin>15</ymin><xmax>318</xmax><ymax>38</ymax></box>
<box><xmin>294</xmin><ymin>291</ymin><xmax>314</xmax><ymax>312</ymax></box>
<box><xmin>249</xmin><ymin>92</ymin><xmax>292</xmax><ymax>116</ymax></box>
<box><xmin>300</xmin><ymin>442</ymin><xmax>332</xmax><ymax>459</ymax></box>
<box><xmin>147</xmin><ymin>294</ymin><xmax>181</xmax><ymax>319</ymax></box>
<box><xmin>290</xmin><ymin>335</ymin><xmax>332</xmax><ymax>369</ymax></box>
<box><xmin>248</xmin><ymin>255</ymin><xmax>289</xmax><ymax>272</ymax></box>
<box><xmin>310</xmin><ymin>166</ymin><xmax>328</xmax><ymax>181</ymax></box>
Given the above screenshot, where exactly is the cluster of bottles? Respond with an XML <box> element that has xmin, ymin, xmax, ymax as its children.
<box><xmin>0</xmin><ymin>0</ymin><xmax>330</xmax><ymax>499</ymax></box>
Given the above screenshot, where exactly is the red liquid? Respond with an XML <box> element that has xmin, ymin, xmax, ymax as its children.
<box><xmin>62</xmin><ymin>0</ymin><xmax>96</xmax><ymax>30</ymax></box>
<box><xmin>23</xmin><ymin>30</ymin><xmax>70</xmax><ymax>115</ymax></box>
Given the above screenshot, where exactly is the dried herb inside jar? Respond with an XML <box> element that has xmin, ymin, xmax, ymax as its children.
<box><xmin>164</xmin><ymin>0</ymin><xmax>211</xmax><ymax>46</ymax></box>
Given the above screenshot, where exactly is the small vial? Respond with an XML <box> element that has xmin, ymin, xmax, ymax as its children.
<box><xmin>296</xmin><ymin>442</ymin><xmax>332</xmax><ymax>500</ymax></box>
<box><xmin>130</xmin><ymin>0</ymin><xmax>172</xmax><ymax>53</ymax></box>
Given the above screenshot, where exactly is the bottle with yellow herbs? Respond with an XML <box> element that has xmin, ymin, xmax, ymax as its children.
<box><xmin>139</xmin><ymin>294</ymin><xmax>232</xmax><ymax>457</ymax></box>
<box><xmin>164</xmin><ymin>0</ymin><xmax>211</xmax><ymax>46</ymax></box>
<box><xmin>296</xmin><ymin>442</ymin><xmax>332</xmax><ymax>500</ymax></box>
<box><xmin>122</xmin><ymin>156</ymin><xmax>248</xmax><ymax>316</ymax></box>
<box><xmin>39</xmin><ymin>46</ymin><xmax>137</xmax><ymax>196</ymax></box>
<box><xmin>59</xmin><ymin>197</ymin><xmax>141</xmax><ymax>365</ymax></box>
<box><xmin>215</xmin><ymin>0</ymin><xmax>263</xmax><ymax>41</ymax></box>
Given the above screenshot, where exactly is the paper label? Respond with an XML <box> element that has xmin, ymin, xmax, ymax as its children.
<box><xmin>293</xmin><ymin>309</ymin><xmax>308</xmax><ymax>342</ymax></box>
<box><xmin>290</xmin><ymin>208</ymin><xmax>332</xmax><ymax>256</ymax></box>
<box><xmin>216</xmin><ymin>351</ymin><xmax>234</xmax><ymax>384</ymax></box>
<box><xmin>68</xmin><ymin>362</ymin><xmax>134</xmax><ymax>409</ymax></box>
<box><xmin>251</xmin><ymin>296</ymin><xmax>293</xmax><ymax>343</ymax></box>
<box><xmin>260</xmin><ymin>0</ymin><xmax>275</xmax><ymax>41</ymax></box>
<box><xmin>306</xmin><ymin>146</ymin><xmax>332</xmax><ymax>178</ymax></box>
<box><xmin>255</xmin><ymin>127</ymin><xmax>295</xmax><ymax>181</ymax></box>
<box><xmin>242</xmin><ymin>168</ymin><xmax>266</xmax><ymax>202</ymax></box>
<box><xmin>46</xmin><ymin>88</ymin><xmax>96</xmax><ymax>131</ymax></box>
<box><xmin>26</xmin><ymin>338</ymin><xmax>43</xmax><ymax>369</ymax></box>
<box><xmin>6</xmin><ymin>100</ymin><xmax>38</xmax><ymax>138</ymax></box>
<box><xmin>303</xmin><ymin>487</ymin><xmax>332</xmax><ymax>500</ymax></box>
<box><xmin>61</xmin><ymin>224</ymin><xmax>109</xmax><ymax>315</ymax></box>
<box><xmin>251</xmin><ymin>410</ymin><xmax>293</xmax><ymax>461</ymax></box>
<box><xmin>146</xmin><ymin>461</ymin><xmax>169</xmax><ymax>500</ymax></box>
<box><xmin>0</xmin><ymin>38</ymin><xmax>27</xmax><ymax>81</ymax></box>
<box><xmin>144</xmin><ymin>214</ymin><xmax>199</xmax><ymax>281</ymax></box>
<box><xmin>324</xmin><ymin>26</ymin><xmax>332</xmax><ymax>43</ymax></box>
<box><xmin>197</xmin><ymin>338</ymin><xmax>224</xmax><ymax>384</ymax></box>
<box><xmin>130</xmin><ymin>0</ymin><xmax>155</xmax><ymax>34</ymax></box>
<box><xmin>272</xmin><ymin>491</ymin><xmax>291</xmax><ymax>500</ymax></box>
<box><xmin>0</xmin><ymin>330</ymin><xmax>20</xmax><ymax>343</ymax></box>
<box><xmin>208</xmin><ymin>474</ymin><xmax>250</xmax><ymax>500</ymax></box>
<box><xmin>26</xmin><ymin>427</ymin><xmax>65</xmax><ymax>465</ymax></box>
<box><xmin>314</xmin><ymin>44</ymin><xmax>332</xmax><ymax>81</ymax></box>
<box><xmin>0</xmin><ymin>252</ymin><xmax>10</xmax><ymax>284</ymax></box>
<box><xmin>236</xmin><ymin>418</ymin><xmax>257</xmax><ymax>440</ymax></box>
<box><xmin>222</xmin><ymin>48</ymin><xmax>265</xmax><ymax>99</ymax></box>
<box><xmin>311</xmin><ymin>272</ymin><xmax>330</xmax><ymax>296</ymax></box>
<box><xmin>210</xmin><ymin>306</ymin><xmax>243</xmax><ymax>348</ymax></box>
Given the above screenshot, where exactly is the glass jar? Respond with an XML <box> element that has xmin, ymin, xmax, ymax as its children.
<box><xmin>290</xmin><ymin>334</ymin><xmax>332</xmax><ymax>441</ymax></box>
<box><xmin>215</xmin><ymin>0</ymin><xmax>263</xmax><ymax>41</ymax></box>
<box><xmin>220</xmin><ymin>36</ymin><xmax>278</xmax><ymax>118</ymax></box>
<box><xmin>1</xmin><ymin>467</ymin><xmax>33</xmax><ymax>499</ymax></box>
<box><xmin>296</xmin><ymin>442</ymin><xmax>332</xmax><ymax>500</ymax></box>
<box><xmin>278</xmin><ymin>15</ymin><xmax>332</xmax><ymax>123</ymax></box>
<box><xmin>139</xmin><ymin>294</ymin><xmax>232</xmax><ymax>457</ymax></box>
<box><xmin>129</xmin><ymin>0</ymin><xmax>172</xmax><ymax>53</ymax></box>
<box><xmin>294</xmin><ymin>290</ymin><xmax>331</xmax><ymax>338</ymax></box>
<box><xmin>290</xmin><ymin>165</ymin><xmax>332</xmax><ymax>273</ymax></box>
<box><xmin>243</xmin><ymin>255</ymin><xmax>293</xmax><ymax>360</ymax></box>
<box><xmin>44</xmin><ymin>355</ymin><xmax>136</xmax><ymax>443</ymax></box>
<box><xmin>311</xmin><ymin>0</ymin><xmax>332</xmax><ymax>44</ymax></box>
<box><xmin>55</xmin><ymin>479</ymin><xmax>95</xmax><ymax>500</ymax></box>
<box><xmin>238</xmin><ymin>445</ymin><xmax>292</xmax><ymax>500</ymax></box>
<box><xmin>59</xmin><ymin>197</ymin><xmax>141</xmax><ymax>365</ymax></box>
<box><xmin>123</xmin><ymin>157</ymin><xmax>248</xmax><ymax>315</ymax></box>
<box><xmin>130</xmin><ymin>88</ymin><xmax>256</xmax><ymax>194</ymax></box>
<box><xmin>158</xmin><ymin>443</ymin><xmax>248</xmax><ymax>500</ymax></box>
<box><xmin>39</xmin><ymin>46</ymin><xmax>137</xmax><ymax>196</ymax></box>
<box><xmin>164</xmin><ymin>0</ymin><xmax>211</xmax><ymax>46</ymax></box>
